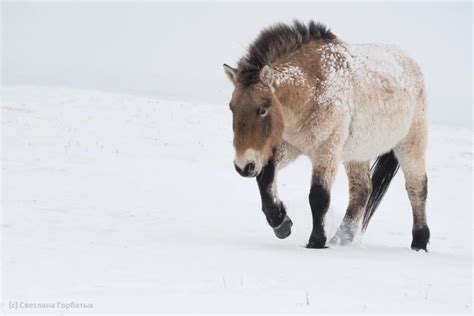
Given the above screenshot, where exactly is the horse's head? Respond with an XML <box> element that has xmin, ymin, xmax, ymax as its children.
<box><xmin>223</xmin><ymin>64</ymin><xmax>284</xmax><ymax>178</ymax></box>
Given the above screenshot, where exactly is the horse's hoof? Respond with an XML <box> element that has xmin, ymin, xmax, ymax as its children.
<box><xmin>329</xmin><ymin>231</ymin><xmax>354</xmax><ymax>246</ymax></box>
<box><xmin>272</xmin><ymin>215</ymin><xmax>293</xmax><ymax>239</ymax></box>
<box><xmin>411</xmin><ymin>239</ymin><xmax>429</xmax><ymax>252</ymax></box>
<box><xmin>306</xmin><ymin>235</ymin><xmax>328</xmax><ymax>249</ymax></box>
<box><xmin>411</xmin><ymin>225</ymin><xmax>430</xmax><ymax>252</ymax></box>
<box><xmin>411</xmin><ymin>245</ymin><xmax>428</xmax><ymax>252</ymax></box>
<box><xmin>329</xmin><ymin>235</ymin><xmax>344</xmax><ymax>246</ymax></box>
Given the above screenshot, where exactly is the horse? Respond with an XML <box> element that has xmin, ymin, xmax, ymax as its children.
<box><xmin>223</xmin><ymin>20</ymin><xmax>430</xmax><ymax>251</ymax></box>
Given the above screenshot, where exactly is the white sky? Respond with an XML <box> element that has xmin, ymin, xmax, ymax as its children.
<box><xmin>2</xmin><ymin>1</ymin><xmax>472</xmax><ymax>126</ymax></box>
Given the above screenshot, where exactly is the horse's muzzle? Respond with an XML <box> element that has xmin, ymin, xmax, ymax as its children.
<box><xmin>234</xmin><ymin>162</ymin><xmax>256</xmax><ymax>178</ymax></box>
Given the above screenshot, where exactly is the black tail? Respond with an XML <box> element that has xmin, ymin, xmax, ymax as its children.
<box><xmin>362</xmin><ymin>151</ymin><xmax>400</xmax><ymax>231</ymax></box>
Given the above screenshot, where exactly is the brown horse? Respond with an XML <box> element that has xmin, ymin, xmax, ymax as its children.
<box><xmin>223</xmin><ymin>20</ymin><xmax>430</xmax><ymax>251</ymax></box>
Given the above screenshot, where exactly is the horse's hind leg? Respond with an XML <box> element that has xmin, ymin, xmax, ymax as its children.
<box><xmin>256</xmin><ymin>141</ymin><xmax>300</xmax><ymax>239</ymax></box>
<box><xmin>394</xmin><ymin>120</ymin><xmax>430</xmax><ymax>251</ymax></box>
<box><xmin>330</xmin><ymin>161</ymin><xmax>371</xmax><ymax>246</ymax></box>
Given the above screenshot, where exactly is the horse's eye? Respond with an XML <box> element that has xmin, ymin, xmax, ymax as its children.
<box><xmin>258</xmin><ymin>107</ymin><xmax>268</xmax><ymax>118</ymax></box>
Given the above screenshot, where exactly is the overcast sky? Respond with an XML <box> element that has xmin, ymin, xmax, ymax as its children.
<box><xmin>2</xmin><ymin>1</ymin><xmax>472</xmax><ymax>126</ymax></box>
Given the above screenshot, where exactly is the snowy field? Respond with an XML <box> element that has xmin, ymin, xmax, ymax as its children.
<box><xmin>1</xmin><ymin>86</ymin><xmax>472</xmax><ymax>313</ymax></box>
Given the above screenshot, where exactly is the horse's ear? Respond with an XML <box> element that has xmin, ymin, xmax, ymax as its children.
<box><xmin>223</xmin><ymin>64</ymin><xmax>238</xmax><ymax>85</ymax></box>
<box><xmin>260</xmin><ymin>65</ymin><xmax>274</xmax><ymax>87</ymax></box>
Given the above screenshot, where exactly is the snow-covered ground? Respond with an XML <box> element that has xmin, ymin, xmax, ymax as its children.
<box><xmin>1</xmin><ymin>86</ymin><xmax>472</xmax><ymax>313</ymax></box>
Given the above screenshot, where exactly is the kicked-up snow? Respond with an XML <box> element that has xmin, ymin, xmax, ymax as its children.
<box><xmin>1</xmin><ymin>86</ymin><xmax>472</xmax><ymax>313</ymax></box>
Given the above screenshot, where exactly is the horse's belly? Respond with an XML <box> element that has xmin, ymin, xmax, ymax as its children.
<box><xmin>342</xmin><ymin>100</ymin><xmax>414</xmax><ymax>162</ymax></box>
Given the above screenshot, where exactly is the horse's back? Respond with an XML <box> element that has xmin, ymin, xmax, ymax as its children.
<box><xmin>342</xmin><ymin>43</ymin><xmax>426</xmax><ymax>162</ymax></box>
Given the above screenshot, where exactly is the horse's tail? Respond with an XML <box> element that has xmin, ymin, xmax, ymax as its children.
<box><xmin>361</xmin><ymin>150</ymin><xmax>400</xmax><ymax>231</ymax></box>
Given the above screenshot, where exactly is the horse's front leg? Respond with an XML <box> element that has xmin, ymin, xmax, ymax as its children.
<box><xmin>306</xmin><ymin>148</ymin><xmax>340</xmax><ymax>249</ymax></box>
<box><xmin>256</xmin><ymin>142</ymin><xmax>300</xmax><ymax>239</ymax></box>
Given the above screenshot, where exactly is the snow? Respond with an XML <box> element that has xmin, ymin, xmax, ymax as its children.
<box><xmin>1</xmin><ymin>86</ymin><xmax>471</xmax><ymax>313</ymax></box>
<box><xmin>349</xmin><ymin>43</ymin><xmax>420</xmax><ymax>94</ymax></box>
<box><xmin>314</xmin><ymin>42</ymin><xmax>422</xmax><ymax>109</ymax></box>
<box><xmin>274</xmin><ymin>65</ymin><xmax>308</xmax><ymax>87</ymax></box>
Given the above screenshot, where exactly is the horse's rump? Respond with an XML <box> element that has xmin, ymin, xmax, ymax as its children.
<box><xmin>340</xmin><ymin>43</ymin><xmax>426</xmax><ymax>162</ymax></box>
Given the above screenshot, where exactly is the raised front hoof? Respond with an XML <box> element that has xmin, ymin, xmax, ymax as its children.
<box><xmin>272</xmin><ymin>215</ymin><xmax>293</xmax><ymax>239</ymax></box>
<box><xmin>411</xmin><ymin>225</ymin><xmax>430</xmax><ymax>252</ymax></box>
<box><xmin>306</xmin><ymin>235</ymin><xmax>328</xmax><ymax>249</ymax></box>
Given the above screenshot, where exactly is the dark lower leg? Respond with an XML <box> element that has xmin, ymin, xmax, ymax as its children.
<box><xmin>307</xmin><ymin>178</ymin><xmax>330</xmax><ymax>248</ymax></box>
<box><xmin>256</xmin><ymin>158</ymin><xmax>293</xmax><ymax>239</ymax></box>
<box><xmin>256</xmin><ymin>143</ymin><xmax>300</xmax><ymax>239</ymax></box>
<box><xmin>256</xmin><ymin>158</ymin><xmax>286</xmax><ymax>227</ymax></box>
<box><xmin>407</xmin><ymin>175</ymin><xmax>430</xmax><ymax>251</ymax></box>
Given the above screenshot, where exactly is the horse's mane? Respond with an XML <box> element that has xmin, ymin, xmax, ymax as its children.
<box><xmin>237</xmin><ymin>20</ymin><xmax>336</xmax><ymax>88</ymax></box>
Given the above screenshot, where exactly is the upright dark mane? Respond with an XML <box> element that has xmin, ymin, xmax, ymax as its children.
<box><xmin>237</xmin><ymin>20</ymin><xmax>336</xmax><ymax>88</ymax></box>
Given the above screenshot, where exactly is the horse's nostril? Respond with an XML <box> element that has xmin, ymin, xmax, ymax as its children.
<box><xmin>245</xmin><ymin>162</ymin><xmax>255</xmax><ymax>174</ymax></box>
<box><xmin>234</xmin><ymin>162</ymin><xmax>256</xmax><ymax>177</ymax></box>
